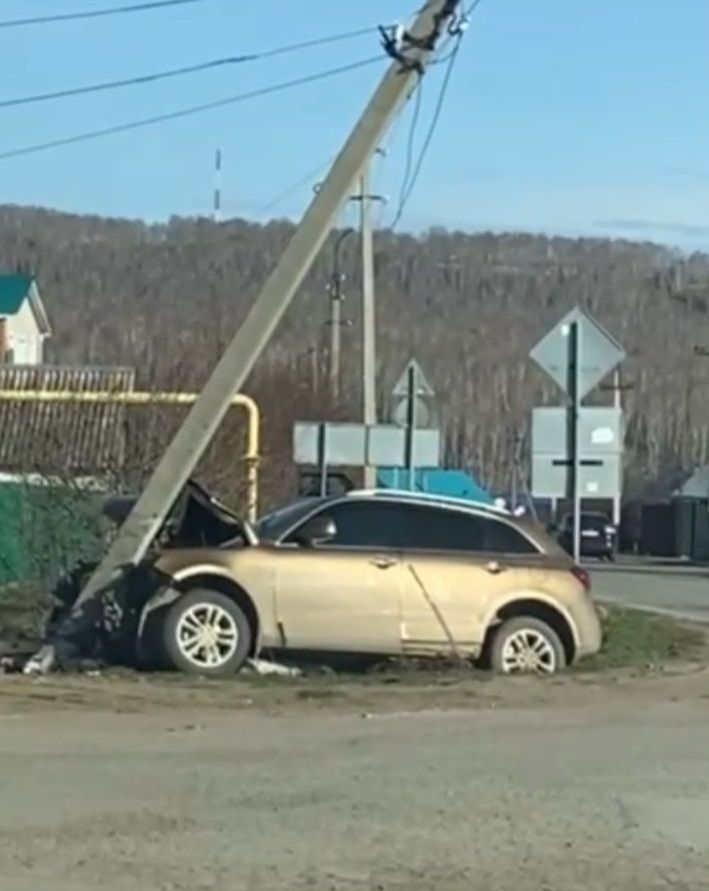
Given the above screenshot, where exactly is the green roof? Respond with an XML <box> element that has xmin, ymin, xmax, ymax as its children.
<box><xmin>0</xmin><ymin>275</ymin><xmax>33</xmax><ymax>315</ymax></box>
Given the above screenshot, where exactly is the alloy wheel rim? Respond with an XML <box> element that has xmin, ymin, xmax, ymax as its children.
<box><xmin>500</xmin><ymin>628</ymin><xmax>556</xmax><ymax>674</ymax></box>
<box><xmin>176</xmin><ymin>603</ymin><xmax>238</xmax><ymax>668</ymax></box>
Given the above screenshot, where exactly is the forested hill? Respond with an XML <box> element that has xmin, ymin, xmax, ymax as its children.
<box><xmin>2</xmin><ymin>203</ymin><xmax>709</xmax><ymax>500</ymax></box>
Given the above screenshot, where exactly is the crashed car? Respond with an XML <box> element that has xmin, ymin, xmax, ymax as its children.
<box><xmin>48</xmin><ymin>483</ymin><xmax>602</xmax><ymax>677</ymax></box>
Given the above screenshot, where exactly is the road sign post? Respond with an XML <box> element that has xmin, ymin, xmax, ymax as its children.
<box><xmin>530</xmin><ymin>308</ymin><xmax>626</xmax><ymax>563</ymax></box>
<box><xmin>405</xmin><ymin>363</ymin><xmax>418</xmax><ymax>490</ymax></box>
<box><xmin>391</xmin><ymin>359</ymin><xmax>436</xmax><ymax>492</ymax></box>
<box><xmin>317</xmin><ymin>422</ymin><xmax>329</xmax><ymax>497</ymax></box>
<box><xmin>568</xmin><ymin>321</ymin><xmax>581</xmax><ymax>563</ymax></box>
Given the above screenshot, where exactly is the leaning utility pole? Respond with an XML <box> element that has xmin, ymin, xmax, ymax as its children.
<box><xmin>62</xmin><ymin>0</ymin><xmax>463</xmax><ymax>622</ymax></box>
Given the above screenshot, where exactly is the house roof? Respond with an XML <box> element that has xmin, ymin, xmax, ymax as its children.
<box><xmin>0</xmin><ymin>275</ymin><xmax>33</xmax><ymax>315</ymax></box>
<box><xmin>0</xmin><ymin>274</ymin><xmax>51</xmax><ymax>335</ymax></box>
<box><xmin>0</xmin><ymin>365</ymin><xmax>136</xmax><ymax>475</ymax></box>
<box><xmin>675</xmin><ymin>466</ymin><xmax>709</xmax><ymax>499</ymax></box>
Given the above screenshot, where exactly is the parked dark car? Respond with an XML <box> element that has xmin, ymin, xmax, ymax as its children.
<box><xmin>557</xmin><ymin>512</ymin><xmax>617</xmax><ymax>560</ymax></box>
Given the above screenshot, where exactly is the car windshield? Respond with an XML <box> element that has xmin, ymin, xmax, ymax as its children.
<box><xmin>254</xmin><ymin>498</ymin><xmax>323</xmax><ymax>542</ymax></box>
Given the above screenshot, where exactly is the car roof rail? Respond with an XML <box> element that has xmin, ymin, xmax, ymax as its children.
<box><xmin>348</xmin><ymin>488</ymin><xmax>513</xmax><ymax>517</ymax></box>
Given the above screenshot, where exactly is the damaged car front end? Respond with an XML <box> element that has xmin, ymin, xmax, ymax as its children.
<box><xmin>30</xmin><ymin>480</ymin><xmax>257</xmax><ymax>673</ymax></box>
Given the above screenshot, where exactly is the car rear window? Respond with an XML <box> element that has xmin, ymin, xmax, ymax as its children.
<box><xmin>583</xmin><ymin>514</ymin><xmax>610</xmax><ymax>531</ymax></box>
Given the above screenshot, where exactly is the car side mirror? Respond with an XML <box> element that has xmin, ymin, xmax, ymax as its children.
<box><xmin>293</xmin><ymin>514</ymin><xmax>337</xmax><ymax>547</ymax></box>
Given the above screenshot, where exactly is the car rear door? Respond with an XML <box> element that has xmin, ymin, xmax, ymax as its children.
<box><xmin>270</xmin><ymin>499</ymin><xmax>409</xmax><ymax>654</ymax></box>
<box><xmin>395</xmin><ymin>505</ymin><xmax>542</xmax><ymax>656</ymax></box>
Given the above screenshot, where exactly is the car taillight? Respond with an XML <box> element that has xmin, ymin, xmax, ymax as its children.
<box><xmin>571</xmin><ymin>565</ymin><xmax>591</xmax><ymax>592</ymax></box>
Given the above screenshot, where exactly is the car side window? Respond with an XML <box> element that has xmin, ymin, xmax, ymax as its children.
<box><xmin>482</xmin><ymin>518</ymin><xmax>538</xmax><ymax>554</ymax></box>
<box><xmin>284</xmin><ymin>500</ymin><xmax>539</xmax><ymax>555</ymax></box>
<box><xmin>396</xmin><ymin>505</ymin><xmax>537</xmax><ymax>555</ymax></box>
<box><xmin>284</xmin><ymin>501</ymin><xmax>405</xmax><ymax>549</ymax></box>
<box><xmin>397</xmin><ymin>505</ymin><xmax>486</xmax><ymax>551</ymax></box>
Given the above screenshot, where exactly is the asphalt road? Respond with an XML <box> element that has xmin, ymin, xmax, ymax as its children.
<box><xmin>1</xmin><ymin>688</ymin><xmax>709</xmax><ymax>891</ymax></box>
<box><xmin>586</xmin><ymin>558</ymin><xmax>709</xmax><ymax>622</ymax></box>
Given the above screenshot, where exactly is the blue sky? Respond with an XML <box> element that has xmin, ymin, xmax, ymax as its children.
<box><xmin>0</xmin><ymin>0</ymin><xmax>707</xmax><ymax>248</ymax></box>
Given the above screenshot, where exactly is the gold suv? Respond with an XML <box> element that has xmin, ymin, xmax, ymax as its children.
<box><xmin>151</xmin><ymin>489</ymin><xmax>602</xmax><ymax>676</ymax></box>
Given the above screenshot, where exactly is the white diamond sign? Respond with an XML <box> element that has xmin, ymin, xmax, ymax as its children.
<box><xmin>530</xmin><ymin>307</ymin><xmax>625</xmax><ymax>400</ymax></box>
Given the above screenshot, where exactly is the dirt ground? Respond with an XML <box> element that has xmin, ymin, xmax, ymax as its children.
<box><xmin>2</xmin><ymin>664</ymin><xmax>709</xmax><ymax>890</ymax></box>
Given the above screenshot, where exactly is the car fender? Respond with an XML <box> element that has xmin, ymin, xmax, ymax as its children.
<box><xmin>480</xmin><ymin>589</ymin><xmax>580</xmax><ymax>648</ymax></box>
<box><xmin>136</xmin><ymin>563</ymin><xmax>258</xmax><ymax>642</ymax></box>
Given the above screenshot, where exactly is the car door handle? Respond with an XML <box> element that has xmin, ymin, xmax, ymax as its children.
<box><xmin>371</xmin><ymin>556</ymin><xmax>398</xmax><ymax>570</ymax></box>
<box><xmin>485</xmin><ymin>560</ymin><xmax>505</xmax><ymax>575</ymax></box>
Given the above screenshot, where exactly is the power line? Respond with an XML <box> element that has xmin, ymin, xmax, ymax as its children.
<box><xmin>405</xmin><ymin>39</ymin><xmax>463</xmax><ymax>199</ymax></box>
<box><xmin>393</xmin><ymin>80</ymin><xmax>424</xmax><ymax>230</ymax></box>
<box><xmin>387</xmin><ymin>0</ymin><xmax>481</xmax><ymax>229</ymax></box>
<box><xmin>390</xmin><ymin>35</ymin><xmax>463</xmax><ymax>230</ymax></box>
<box><xmin>256</xmin><ymin>157</ymin><xmax>335</xmax><ymax>216</ymax></box>
<box><xmin>0</xmin><ymin>26</ymin><xmax>380</xmax><ymax>110</ymax></box>
<box><xmin>0</xmin><ymin>0</ymin><xmax>205</xmax><ymax>29</ymax></box>
<box><xmin>0</xmin><ymin>57</ymin><xmax>254</xmax><ymax>111</ymax></box>
<box><xmin>0</xmin><ymin>56</ymin><xmax>384</xmax><ymax>162</ymax></box>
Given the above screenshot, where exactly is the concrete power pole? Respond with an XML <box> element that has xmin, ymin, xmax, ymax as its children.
<box><xmin>213</xmin><ymin>148</ymin><xmax>222</xmax><ymax>223</ymax></box>
<box><xmin>353</xmin><ymin>165</ymin><xmax>382</xmax><ymax>487</ymax></box>
<box><xmin>329</xmin><ymin>280</ymin><xmax>343</xmax><ymax>399</ymax></box>
<box><xmin>60</xmin><ymin>0</ymin><xmax>464</xmax><ymax>627</ymax></box>
<box><xmin>327</xmin><ymin>228</ymin><xmax>354</xmax><ymax>400</ymax></box>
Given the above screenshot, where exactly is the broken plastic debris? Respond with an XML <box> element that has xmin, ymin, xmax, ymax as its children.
<box><xmin>246</xmin><ymin>658</ymin><xmax>301</xmax><ymax>678</ymax></box>
<box><xmin>22</xmin><ymin>644</ymin><xmax>57</xmax><ymax>676</ymax></box>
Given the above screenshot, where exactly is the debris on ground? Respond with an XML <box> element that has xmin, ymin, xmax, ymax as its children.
<box><xmin>245</xmin><ymin>658</ymin><xmax>302</xmax><ymax>678</ymax></box>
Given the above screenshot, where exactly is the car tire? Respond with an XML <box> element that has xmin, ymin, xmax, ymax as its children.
<box><xmin>159</xmin><ymin>589</ymin><xmax>252</xmax><ymax>677</ymax></box>
<box><xmin>489</xmin><ymin>617</ymin><xmax>566</xmax><ymax>675</ymax></box>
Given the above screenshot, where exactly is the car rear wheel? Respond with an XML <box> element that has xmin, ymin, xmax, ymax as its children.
<box><xmin>160</xmin><ymin>589</ymin><xmax>252</xmax><ymax>677</ymax></box>
<box><xmin>490</xmin><ymin>617</ymin><xmax>566</xmax><ymax>675</ymax></box>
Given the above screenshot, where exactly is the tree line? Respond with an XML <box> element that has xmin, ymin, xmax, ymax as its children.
<box><xmin>2</xmin><ymin>204</ymin><xmax>709</xmax><ymax>510</ymax></box>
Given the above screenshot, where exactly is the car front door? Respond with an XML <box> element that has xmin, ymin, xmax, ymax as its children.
<box><xmin>270</xmin><ymin>500</ymin><xmax>409</xmax><ymax>654</ymax></box>
<box><xmin>395</xmin><ymin>505</ymin><xmax>540</xmax><ymax>657</ymax></box>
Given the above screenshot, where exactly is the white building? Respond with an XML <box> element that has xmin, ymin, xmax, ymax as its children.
<box><xmin>0</xmin><ymin>274</ymin><xmax>51</xmax><ymax>365</ymax></box>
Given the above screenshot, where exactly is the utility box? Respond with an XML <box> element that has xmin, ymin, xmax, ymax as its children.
<box><xmin>640</xmin><ymin>498</ymin><xmax>709</xmax><ymax>561</ymax></box>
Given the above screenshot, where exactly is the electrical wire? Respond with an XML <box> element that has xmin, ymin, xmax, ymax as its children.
<box><xmin>389</xmin><ymin>3</ymin><xmax>472</xmax><ymax>232</ymax></box>
<box><xmin>465</xmin><ymin>0</ymin><xmax>485</xmax><ymax>16</ymax></box>
<box><xmin>256</xmin><ymin>157</ymin><xmax>336</xmax><ymax>216</ymax></box>
<box><xmin>264</xmin><ymin>77</ymin><xmax>408</xmax><ymax>226</ymax></box>
<box><xmin>386</xmin><ymin>0</ymin><xmax>482</xmax><ymax>229</ymax></box>
<box><xmin>0</xmin><ymin>56</ymin><xmax>384</xmax><ymax>162</ymax></box>
<box><xmin>0</xmin><ymin>26</ymin><xmax>380</xmax><ymax>110</ymax></box>
<box><xmin>392</xmin><ymin>79</ymin><xmax>424</xmax><ymax>230</ymax></box>
<box><xmin>0</xmin><ymin>0</ymin><xmax>205</xmax><ymax>29</ymax></box>
<box><xmin>394</xmin><ymin>37</ymin><xmax>462</xmax><ymax>228</ymax></box>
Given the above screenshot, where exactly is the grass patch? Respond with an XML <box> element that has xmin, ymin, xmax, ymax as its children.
<box><xmin>584</xmin><ymin>605</ymin><xmax>707</xmax><ymax>670</ymax></box>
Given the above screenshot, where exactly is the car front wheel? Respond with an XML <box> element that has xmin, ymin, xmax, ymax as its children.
<box><xmin>159</xmin><ymin>589</ymin><xmax>252</xmax><ymax>677</ymax></box>
<box><xmin>490</xmin><ymin>617</ymin><xmax>566</xmax><ymax>675</ymax></box>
